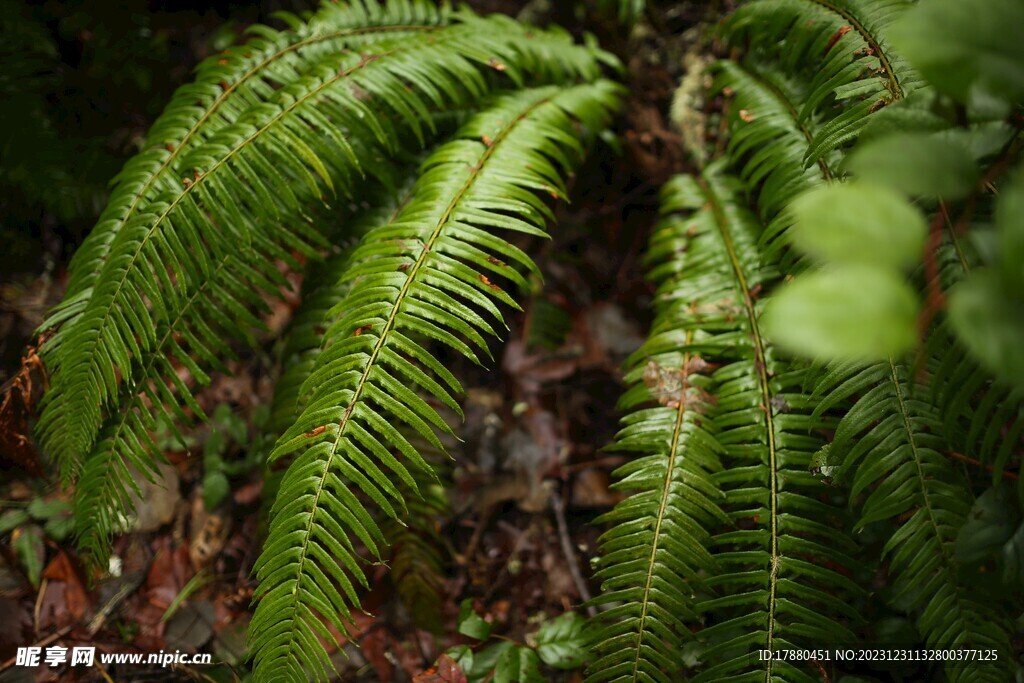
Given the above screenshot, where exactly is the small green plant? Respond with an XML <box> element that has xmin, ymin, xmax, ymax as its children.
<box><xmin>446</xmin><ymin>602</ymin><xmax>588</xmax><ymax>682</ymax></box>
<box><xmin>1</xmin><ymin>495</ymin><xmax>74</xmax><ymax>586</ymax></box>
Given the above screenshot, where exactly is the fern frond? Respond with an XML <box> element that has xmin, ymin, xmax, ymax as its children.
<box><xmin>585</xmin><ymin>175</ymin><xmax>729</xmax><ymax>683</ymax></box>
<box><xmin>48</xmin><ymin>0</ymin><xmax>452</xmax><ymax>327</ymax></box>
<box><xmin>820</xmin><ymin>359</ymin><xmax>1014</xmax><ymax>680</ymax></box>
<box><xmin>587</xmin><ymin>166</ymin><xmax>859</xmax><ymax>682</ymax></box>
<box><xmin>36</xmin><ymin>15</ymin><xmax>610</xmax><ymax>480</ymax></box>
<box><xmin>71</xmin><ymin>224</ymin><xmax>315</xmax><ymax>567</ymax></box>
<box><xmin>248</xmin><ymin>81</ymin><xmax>621</xmax><ymax>683</ymax></box>
<box><xmin>682</xmin><ymin>166</ymin><xmax>858</xmax><ymax>682</ymax></box>
<box><xmin>724</xmin><ymin>0</ymin><xmax>925</xmax><ymax>165</ymax></box>
<box><xmin>710</xmin><ymin>60</ymin><xmax>831</xmax><ymax>268</ymax></box>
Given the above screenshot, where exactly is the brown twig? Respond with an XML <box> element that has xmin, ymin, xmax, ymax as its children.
<box><xmin>0</xmin><ymin>625</ymin><xmax>73</xmax><ymax>673</ymax></box>
<box><xmin>943</xmin><ymin>449</ymin><xmax>1019</xmax><ymax>481</ymax></box>
<box><xmin>551</xmin><ymin>491</ymin><xmax>597</xmax><ymax>618</ymax></box>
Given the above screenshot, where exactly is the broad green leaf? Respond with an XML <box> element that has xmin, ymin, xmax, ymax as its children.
<box><xmin>890</xmin><ymin>0</ymin><xmax>1024</xmax><ymax>114</ymax></box>
<box><xmin>457</xmin><ymin>599</ymin><xmax>492</xmax><ymax>641</ymax></box>
<box><xmin>948</xmin><ymin>269</ymin><xmax>1024</xmax><ymax>392</ymax></box>
<box><xmin>1002</xmin><ymin>522</ymin><xmax>1024</xmax><ymax>590</ymax></box>
<box><xmin>494</xmin><ymin>646</ymin><xmax>543</xmax><ymax>683</ymax></box>
<box><xmin>534</xmin><ymin>612</ymin><xmax>586</xmax><ymax>670</ymax></box>
<box><xmin>845</xmin><ymin>133</ymin><xmax>979</xmax><ymax>201</ymax></box>
<box><xmin>27</xmin><ymin>498</ymin><xmax>72</xmax><ymax>520</ymax></box>
<box><xmin>203</xmin><ymin>471</ymin><xmax>230</xmax><ymax>510</ymax></box>
<box><xmin>789</xmin><ymin>183</ymin><xmax>927</xmax><ymax>271</ymax></box>
<box><xmin>43</xmin><ymin>514</ymin><xmax>75</xmax><ymax>542</ymax></box>
<box><xmin>764</xmin><ymin>265</ymin><xmax>919</xmax><ymax>361</ymax></box>
<box><xmin>956</xmin><ymin>486</ymin><xmax>1019</xmax><ymax>564</ymax></box>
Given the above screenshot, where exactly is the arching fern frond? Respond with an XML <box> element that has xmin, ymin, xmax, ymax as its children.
<box><xmin>585</xmin><ymin>175</ymin><xmax>729</xmax><ymax>683</ymax></box>
<box><xmin>818</xmin><ymin>359</ymin><xmax>1014</xmax><ymax>681</ymax></box>
<box><xmin>248</xmin><ymin>81</ymin><xmax>622</xmax><ymax>682</ymax></box>
<box><xmin>36</xmin><ymin>15</ymin><xmax>609</xmax><ymax>481</ymax></box>
<box><xmin>724</xmin><ymin>0</ymin><xmax>924</xmax><ymax>165</ymax></box>
<box><xmin>685</xmin><ymin>166</ymin><xmax>859</xmax><ymax>683</ymax></box>
<box><xmin>587</xmin><ymin>166</ymin><xmax>859</xmax><ymax>682</ymax></box>
<box><xmin>48</xmin><ymin>0</ymin><xmax>453</xmax><ymax>329</ymax></box>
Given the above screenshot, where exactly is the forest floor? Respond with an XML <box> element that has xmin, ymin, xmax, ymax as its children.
<box><xmin>0</xmin><ymin>1</ymin><xmax>724</xmax><ymax>681</ymax></box>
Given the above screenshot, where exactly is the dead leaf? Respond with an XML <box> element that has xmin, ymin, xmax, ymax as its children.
<box><xmin>146</xmin><ymin>541</ymin><xmax>191</xmax><ymax>612</ymax></box>
<box><xmin>571</xmin><ymin>468</ymin><xmax>623</xmax><ymax>508</ymax></box>
<box><xmin>189</xmin><ymin>495</ymin><xmax>231</xmax><ymax>571</ymax></box>
<box><xmin>0</xmin><ymin>345</ymin><xmax>45</xmax><ymax>476</ymax></box>
<box><xmin>414</xmin><ymin>654</ymin><xmax>468</xmax><ymax>683</ymax></box>
<box><xmin>39</xmin><ymin>551</ymin><xmax>89</xmax><ymax>625</ymax></box>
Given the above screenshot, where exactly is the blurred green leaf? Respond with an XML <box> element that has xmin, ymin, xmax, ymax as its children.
<box><xmin>203</xmin><ymin>472</ymin><xmax>230</xmax><ymax>511</ymax></box>
<box><xmin>534</xmin><ymin>613</ymin><xmax>586</xmax><ymax>669</ymax></box>
<box><xmin>789</xmin><ymin>183</ymin><xmax>927</xmax><ymax>270</ymax></box>
<box><xmin>948</xmin><ymin>269</ymin><xmax>1024</xmax><ymax>392</ymax></box>
<box><xmin>44</xmin><ymin>514</ymin><xmax>75</xmax><ymax>542</ymax></box>
<box><xmin>996</xmin><ymin>170</ymin><xmax>1024</xmax><ymax>288</ymax></box>
<box><xmin>957</xmin><ymin>486</ymin><xmax>1018</xmax><ymax>564</ymax></box>
<box><xmin>890</xmin><ymin>0</ymin><xmax>1024</xmax><ymax>113</ymax></box>
<box><xmin>0</xmin><ymin>509</ymin><xmax>30</xmax><ymax>535</ymax></box>
<box><xmin>764</xmin><ymin>265</ymin><xmax>919</xmax><ymax>361</ymax></box>
<box><xmin>27</xmin><ymin>498</ymin><xmax>72</xmax><ymax>520</ymax></box>
<box><xmin>845</xmin><ymin>133</ymin><xmax>978</xmax><ymax>200</ymax></box>
<box><xmin>457</xmin><ymin>599</ymin><xmax>492</xmax><ymax>641</ymax></box>
<box><xmin>494</xmin><ymin>646</ymin><xmax>543</xmax><ymax>683</ymax></box>
<box><xmin>14</xmin><ymin>524</ymin><xmax>45</xmax><ymax>587</ymax></box>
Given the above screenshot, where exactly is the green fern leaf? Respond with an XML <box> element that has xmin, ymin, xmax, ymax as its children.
<box><xmin>680</xmin><ymin>166</ymin><xmax>858</xmax><ymax>682</ymax></box>
<box><xmin>36</xmin><ymin>14</ymin><xmax>609</xmax><ymax>482</ymax></box>
<box><xmin>725</xmin><ymin>0</ymin><xmax>925</xmax><ymax>165</ymax></box>
<box><xmin>45</xmin><ymin>0</ymin><xmax>452</xmax><ymax>335</ymax></box>
<box><xmin>587</xmin><ymin>166</ymin><xmax>860</xmax><ymax>683</ymax></box>
<box><xmin>821</xmin><ymin>360</ymin><xmax>1014</xmax><ymax>680</ymax></box>
<box><xmin>584</xmin><ymin>175</ymin><xmax>729</xmax><ymax>683</ymax></box>
<box><xmin>710</xmin><ymin>60</ymin><xmax>830</xmax><ymax>269</ymax></box>
<box><xmin>248</xmin><ymin>81</ymin><xmax>621</xmax><ymax>682</ymax></box>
